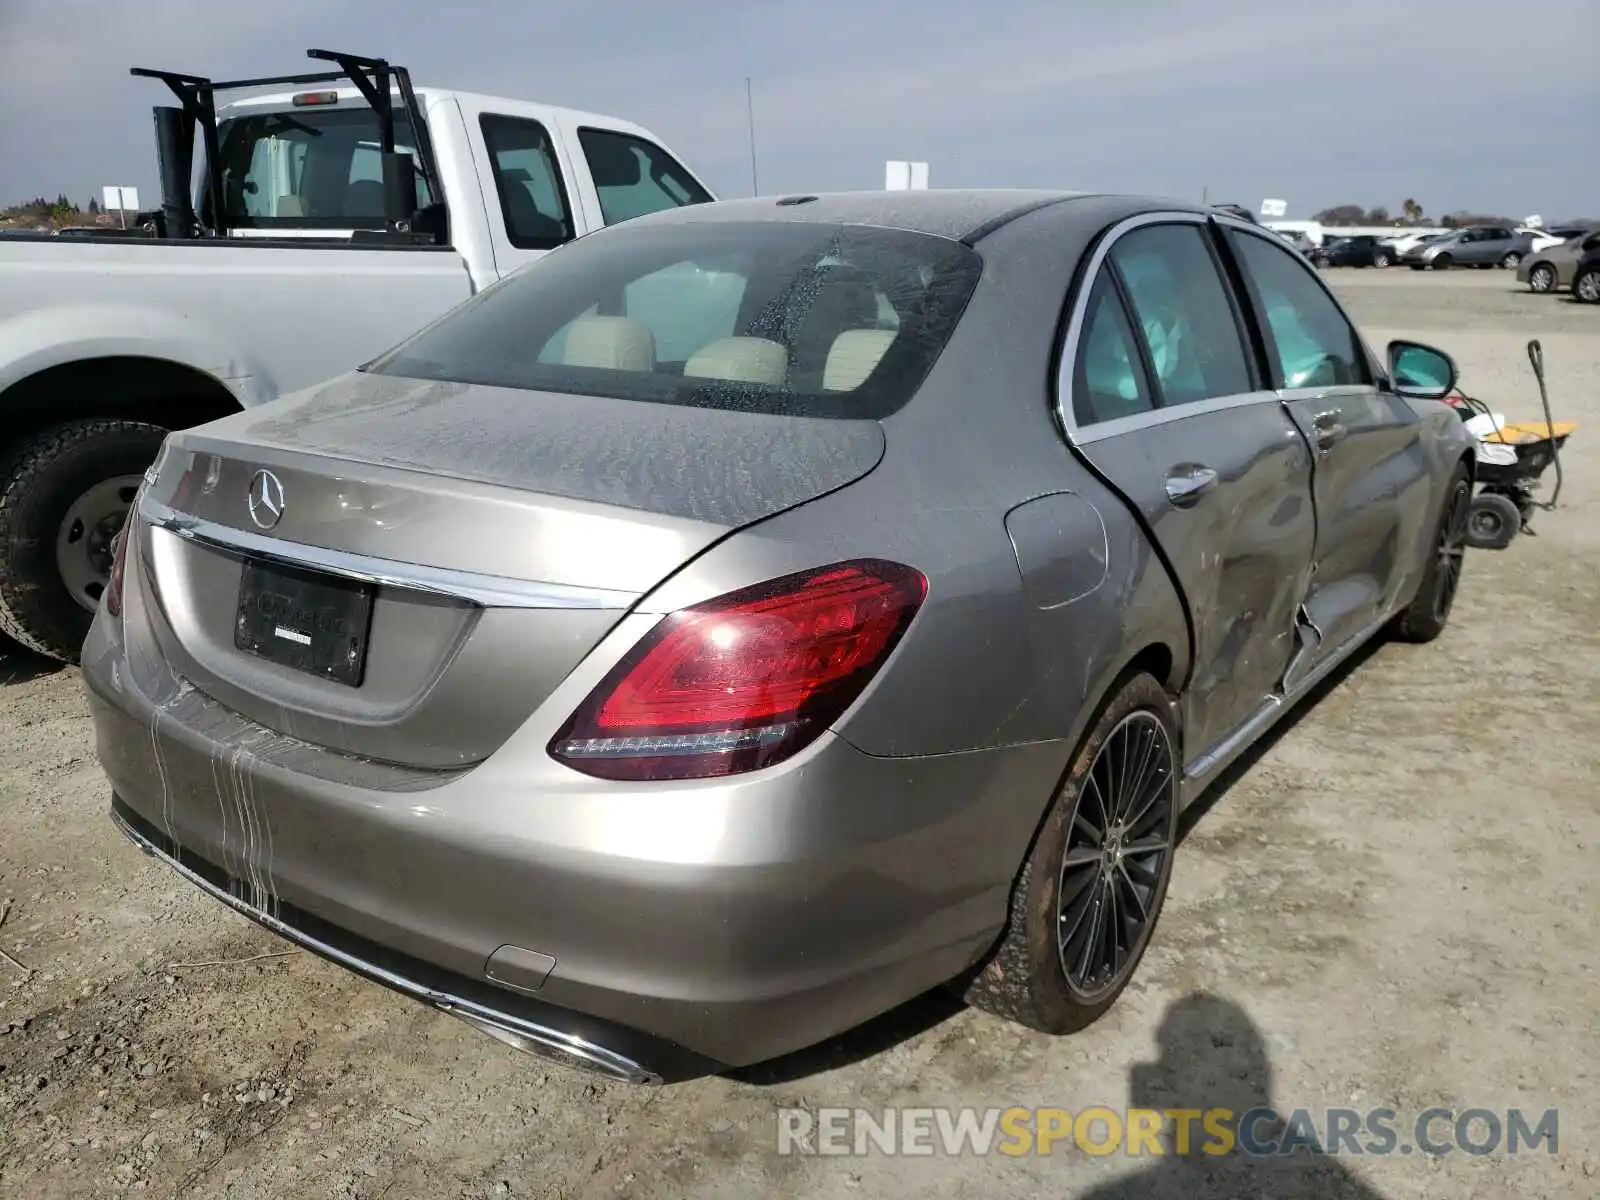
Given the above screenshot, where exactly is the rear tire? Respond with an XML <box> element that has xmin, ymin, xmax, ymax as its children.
<box><xmin>1393</xmin><ymin>465</ymin><xmax>1471</xmax><ymax>643</ymax></box>
<box><xmin>1574</xmin><ymin>268</ymin><xmax>1600</xmax><ymax>304</ymax></box>
<box><xmin>1373</xmin><ymin>252</ymin><xmax>1391</xmax><ymax>268</ymax></box>
<box><xmin>1464</xmin><ymin>492</ymin><xmax>1522</xmax><ymax>551</ymax></box>
<box><xmin>1529</xmin><ymin>264</ymin><xmax>1557</xmax><ymax>293</ymax></box>
<box><xmin>1501</xmin><ymin>252</ymin><xmax>1523</xmax><ymax>268</ymax></box>
<box><xmin>962</xmin><ymin>673</ymin><xmax>1180</xmax><ymax>1034</ymax></box>
<box><xmin>1431</xmin><ymin>253</ymin><xmax>1453</xmax><ymax>270</ymax></box>
<box><xmin>0</xmin><ymin>420</ymin><xmax>168</xmax><ymax>663</ymax></box>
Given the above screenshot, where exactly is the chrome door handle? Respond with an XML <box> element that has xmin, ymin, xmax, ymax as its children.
<box><xmin>1312</xmin><ymin>408</ymin><xmax>1346</xmax><ymax>450</ymax></box>
<box><xmin>1165</xmin><ymin>465</ymin><xmax>1218</xmax><ymax>508</ymax></box>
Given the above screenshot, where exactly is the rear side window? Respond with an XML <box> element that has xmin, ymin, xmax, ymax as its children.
<box><xmin>1227</xmin><ymin>230</ymin><xmax>1370</xmax><ymax>389</ymax></box>
<box><xmin>578</xmin><ymin>128</ymin><xmax>713</xmax><ymax>226</ymax></box>
<box><xmin>1072</xmin><ymin>274</ymin><xmax>1155</xmax><ymax>426</ymax></box>
<box><xmin>480</xmin><ymin>115</ymin><xmax>574</xmax><ymax>249</ymax></box>
<box><xmin>215</xmin><ymin>107</ymin><xmax>436</xmax><ymax>228</ymax></box>
<box><xmin>1109</xmin><ymin>224</ymin><xmax>1255</xmax><ymax>408</ymax></box>
<box><xmin>368</xmin><ymin>220</ymin><xmax>982</xmax><ymax>419</ymax></box>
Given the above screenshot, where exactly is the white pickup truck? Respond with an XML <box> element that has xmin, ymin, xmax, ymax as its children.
<box><xmin>0</xmin><ymin>49</ymin><xmax>716</xmax><ymax>661</ymax></box>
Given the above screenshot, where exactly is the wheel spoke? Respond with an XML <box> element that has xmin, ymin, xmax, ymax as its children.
<box><xmin>1056</xmin><ymin>708</ymin><xmax>1177</xmax><ymax>998</ymax></box>
<box><xmin>1115</xmin><ymin>862</ymin><xmax>1150</xmax><ymax>922</ymax></box>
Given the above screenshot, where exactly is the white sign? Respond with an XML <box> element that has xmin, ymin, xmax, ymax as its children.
<box><xmin>102</xmin><ymin>186</ymin><xmax>140</xmax><ymax>212</ymax></box>
<box><xmin>885</xmin><ymin>161</ymin><xmax>929</xmax><ymax>191</ymax></box>
<box><xmin>1260</xmin><ymin>198</ymin><xmax>1288</xmax><ymax>218</ymax></box>
<box><xmin>1522</xmin><ymin>214</ymin><xmax>1544</xmax><ymax>228</ymax></box>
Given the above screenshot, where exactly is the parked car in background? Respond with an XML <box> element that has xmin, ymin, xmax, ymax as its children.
<box><xmin>1518</xmin><ymin>229</ymin><xmax>1600</xmax><ymax>293</ymax></box>
<box><xmin>85</xmin><ymin>190</ymin><xmax>1476</xmax><ymax>1083</ymax></box>
<box><xmin>1402</xmin><ymin>226</ymin><xmax>1535</xmax><ymax>270</ymax></box>
<box><xmin>1275</xmin><ymin>228</ymin><xmax>1315</xmax><ymax>254</ymax></box>
<box><xmin>1383</xmin><ymin>230</ymin><xmax>1449</xmax><ymax>257</ymax></box>
<box><xmin>1314</xmin><ymin>235</ymin><xmax>1396</xmax><ymax>268</ymax></box>
<box><xmin>1528</xmin><ymin>225</ymin><xmax>1592</xmax><ymax>253</ymax></box>
<box><xmin>0</xmin><ymin>49</ymin><xmax>715</xmax><ymax>663</ymax></box>
<box><xmin>1571</xmin><ymin>244</ymin><xmax>1600</xmax><ymax>303</ymax></box>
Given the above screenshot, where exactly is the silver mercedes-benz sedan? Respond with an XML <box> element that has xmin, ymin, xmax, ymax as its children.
<box><xmin>84</xmin><ymin>191</ymin><xmax>1476</xmax><ymax>1083</ymax></box>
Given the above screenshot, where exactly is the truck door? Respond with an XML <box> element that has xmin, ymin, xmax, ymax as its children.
<box><xmin>454</xmin><ymin>96</ymin><xmax>586</xmax><ymax>279</ymax></box>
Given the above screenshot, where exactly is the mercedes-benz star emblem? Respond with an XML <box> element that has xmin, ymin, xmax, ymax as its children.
<box><xmin>247</xmin><ymin>469</ymin><xmax>285</xmax><ymax>531</ymax></box>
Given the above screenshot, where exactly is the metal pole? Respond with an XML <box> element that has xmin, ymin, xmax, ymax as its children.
<box><xmin>745</xmin><ymin>77</ymin><xmax>759</xmax><ymax>197</ymax></box>
<box><xmin>1201</xmin><ymin>184</ymin><xmax>1209</xmax><ymax>205</ymax></box>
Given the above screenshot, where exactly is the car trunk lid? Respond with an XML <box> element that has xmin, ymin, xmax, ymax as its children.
<box><xmin>132</xmin><ymin>371</ymin><xmax>885</xmax><ymax>769</ymax></box>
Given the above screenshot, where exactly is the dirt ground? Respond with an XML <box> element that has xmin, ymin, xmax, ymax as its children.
<box><xmin>2</xmin><ymin>270</ymin><xmax>1596</xmax><ymax>1199</ymax></box>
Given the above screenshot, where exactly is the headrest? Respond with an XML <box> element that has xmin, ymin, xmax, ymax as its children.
<box><xmin>275</xmin><ymin>194</ymin><xmax>306</xmax><ymax>218</ymax></box>
<box><xmin>823</xmin><ymin>329</ymin><xmax>896</xmax><ymax>391</ymax></box>
<box><xmin>560</xmin><ymin>316</ymin><xmax>657</xmax><ymax>372</ymax></box>
<box><xmin>683</xmin><ymin>337</ymin><xmax>788</xmax><ymax>386</ymax></box>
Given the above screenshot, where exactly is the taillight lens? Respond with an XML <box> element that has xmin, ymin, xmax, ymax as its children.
<box><xmin>104</xmin><ymin>523</ymin><xmax>131</xmax><ymax>619</ymax></box>
<box><xmin>550</xmin><ymin>559</ymin><xmax>927</xmax><ymax>781</ymax></box>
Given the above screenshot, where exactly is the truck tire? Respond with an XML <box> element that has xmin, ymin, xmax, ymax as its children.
<box><xmin>0</xmin><ymin>420</ymin><xmax>168</xmax><ymax>663</ymax></box>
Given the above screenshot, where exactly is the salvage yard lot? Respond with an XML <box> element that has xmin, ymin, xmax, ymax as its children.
<box><xmin>2</xmin><ymin>270</ymin><xmax>1596</xmax><ymax>1199</ymax></box>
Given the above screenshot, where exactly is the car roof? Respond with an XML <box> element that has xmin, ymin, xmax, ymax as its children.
<box><xmin>626</xmin><ymin>189</ymin><xmax>1209</xmax><ymax>243</ymax></box>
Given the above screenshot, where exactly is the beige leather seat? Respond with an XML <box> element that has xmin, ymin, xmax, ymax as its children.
<box><xmin>560</xmin><ymin>316</ymin><xmax>657</xmax><ymax>372</ymax></box>
<box><xmin>275</xmin><ymin>195</ymin><xmax>307</xmax><ymax>218</ymax></box>
<box><xmin>823</xmin><ymin>329</ymin><xmax>896</xmax><ymax>392</ymax></box>
<box><xmin>683</xmin><ymin>337</ymin><xmax>788</xmax><ymax>386</ymax></box>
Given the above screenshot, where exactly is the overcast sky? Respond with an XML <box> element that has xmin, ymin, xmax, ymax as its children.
<box><xmin>2</xmin><ymin>0</ymin><xmax>1596</xmax><ymax>221</ymax></box>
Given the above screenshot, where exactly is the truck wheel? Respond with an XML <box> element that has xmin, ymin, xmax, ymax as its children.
<box><xmin>962</xmin><ymin>672</ymin><xmax>1179</xmax><ymax>1034</ymax></box>
<box><xmin>0</xmin><ymin>420</ymin><xmax>168</xmax><ymax>663</ymax></box>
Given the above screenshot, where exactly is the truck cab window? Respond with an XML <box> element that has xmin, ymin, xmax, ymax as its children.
<box><xmin>216</xmin><ymin>107</ymin><xmax>431</xmax><ymax>228</ymax></box>
<box><xmin>480</xmin><ymin>115</ymin><xmax>574</xmax><ymax>250</ymax></box>
<box><xmin>577</xmin><ymin>128</ymin><xmax>713</xmax><ymax>226</ymax></box>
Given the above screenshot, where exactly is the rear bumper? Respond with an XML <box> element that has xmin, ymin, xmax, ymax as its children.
<box><xmin>84</xmin><ymin>612</ymin><xmax>1067</xmax><ymax>1075</ymax></box>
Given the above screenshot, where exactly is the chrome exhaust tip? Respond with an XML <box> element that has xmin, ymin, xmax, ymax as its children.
<box><xmin>443</xmin><ymin>1007</ymin><xmax>663</xmax><ymax>1086</ymax></box>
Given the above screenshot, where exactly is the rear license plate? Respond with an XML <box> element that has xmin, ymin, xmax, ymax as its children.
<box><xmin>234</xmin><ymin>558</ymin><xmax>375</xmax><ymax>687</ymax></box>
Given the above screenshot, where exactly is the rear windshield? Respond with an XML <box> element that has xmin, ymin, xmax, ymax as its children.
<box><xmin>366</xmin><ymin>220</ymin><xmax>983</xmax><ymax>418</ymax></box>
<box><xmin>213</xmin><ymin>106</ymin><xmax>435</xmax><ymax>229</ymax></box>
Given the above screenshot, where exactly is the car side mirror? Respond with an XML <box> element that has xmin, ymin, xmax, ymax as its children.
<box><xmin>1387</xmin><ymin>340</ymin><xmax>1457</xmax><ymax>400</ymax></box>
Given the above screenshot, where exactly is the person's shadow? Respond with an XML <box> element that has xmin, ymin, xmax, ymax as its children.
<box><xmin>1079</xmin><ymin>993</ymin><xmax>1392</xmax><ymax>1199</ymax></box>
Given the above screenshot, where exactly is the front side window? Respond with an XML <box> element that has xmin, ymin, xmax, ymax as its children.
<box><xmin>480</xmin><ymin>115</ymin><xmax>574</xmax><ymax>249</ymax></box>
<box><xmin>216</xmin><ymin>106</ymin><xmax>434</xmax><ymax>228</ymax></box>
<box><xmin>577</xmin><ymin>128</ymin><xmax>713</xmax><ymax>226</ymax></box>
<box><xmin>1072</xmin><ymin>273</ymin><xmax>1155</xmax><ymax>426</ymax></box>
<box><xmin>368</xmin><ymin>220</ymin><xmax>981</xmax><ymax>419</ymax></box>
<box><xmin>1228</xmin><ymin>230</ymin><xmax>1370</xmax><ymax>390</ymax></box>
<box><xmin>1109</xmin><ymin>223</ymin><xmax>1255</xmax><ymax>408</ymax></box>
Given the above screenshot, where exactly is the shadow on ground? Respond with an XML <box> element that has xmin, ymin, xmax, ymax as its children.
<box><xmin>1076</xmin><ymin>992</ymin><xmax>1392</xmax><ymax>1198</ymax></box>
<box><xmin>0</xmin><ymin>634</ymin><xmax>62</xmax><ymax>685</ymax></box>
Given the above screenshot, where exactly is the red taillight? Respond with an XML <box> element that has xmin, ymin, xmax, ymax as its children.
<box><xmin>550</xmin><ymin>559</ymin><xmax>927</xmax><ymax>781</ymax></box>
<box><xmin>104</xmin><ymin>524</ymin><xmax>130</xmax><ymax>619</ymax></box>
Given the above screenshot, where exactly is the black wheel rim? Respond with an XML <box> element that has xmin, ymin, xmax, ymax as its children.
<box><xmin>1433</xmin><ymin>482</ymin><xmax>1471</xmax><ymax>621</ymax></box>
<box><xmin>1057</xmin><ymin>711</ymin><xmax>1176</xmax><ymax>1001</ymax></box>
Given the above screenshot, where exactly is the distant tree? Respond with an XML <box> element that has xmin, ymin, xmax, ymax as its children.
<box><xmin>1312</xmin><ymin>204</ymin><xmax>1367</xmax><ymax>225</ymax></box>
<box><xmin>87</xmin><ymin>196</ymin><xmax>100</xmax><ymax>215</ymax></box>
<box><xmin>1364</xmin><ymin>206</ymin><xmax>1391</xmax><ymax>225</ymax></box>
<box><xmin>1402</xmin><ymin>198</ymin><xmax>1424</xmax><ymax>224</ymax></box>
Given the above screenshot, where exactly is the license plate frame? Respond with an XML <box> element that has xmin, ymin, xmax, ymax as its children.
<box><xmin>234</xmin><ymin>557</ymin><xmax>376</xmax><ymax>688</ymax></box>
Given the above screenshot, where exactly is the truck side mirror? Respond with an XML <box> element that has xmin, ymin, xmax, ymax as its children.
<box><xmin>152</xmin><ymin>105</ymin><xmax>197</xmax><ymax>239</ymax></box>
<box><xmin>380</xmin><ymin>151</ymin><xmax>416</xmax><ymax>230</ymax></box>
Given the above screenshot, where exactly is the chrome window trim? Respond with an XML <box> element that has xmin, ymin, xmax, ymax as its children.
<box><xmin>1056</xmin><ymin>210</ymin><xmax>1282</xmax><ymax>446</ymax></box>
<box><xmin>138</xmin><ymin>494</ymin><xmax>640</xmax><ymax>611</ymax></box>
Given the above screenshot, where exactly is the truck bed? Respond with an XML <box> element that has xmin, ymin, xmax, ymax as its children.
<box><xmin>0</xmin><ymin>236</ymin><xmax>477</xmax><ymax>406</ymax></box>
